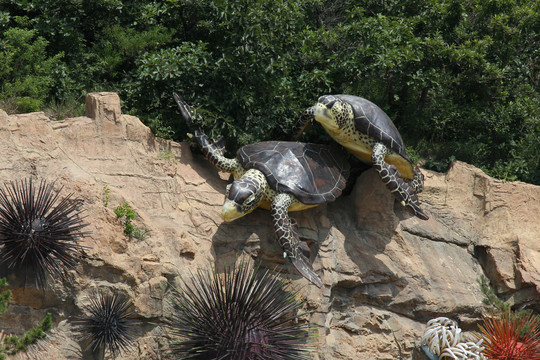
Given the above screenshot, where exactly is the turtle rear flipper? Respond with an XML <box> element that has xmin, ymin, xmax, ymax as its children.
<box><xmin>173</xmin><ymin>92</ymin><xmax>195</xmax><ymax>129</ymax></box>
<box><xmin>174</xmin><ymin>92</ymin><xmax>240</xmax><ymax>173</ymax></box>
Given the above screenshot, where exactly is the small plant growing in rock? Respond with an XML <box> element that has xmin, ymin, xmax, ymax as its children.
<box><xmin>1</xmin><ymin>313</ymin><xmax>52</xmax><ymax>355</ymax></box>
<box><xmin>75</xmin><ymin>290</ymin><xmax>136</xmax><ymax>359</ymax></box>
<box><xmin>114</xmin><ymin>202</ymin><xmax>136</xmax><ymax>236</ymax></box>
<box><xmin>0</xmin><ymin>278</ymin><xmax>11</xmax><ymax>360</ymax></box>
<box><xmin>102</xmin><ymin>185</ymin><xmax>111</xmax><ymax>207</ymax></box>
<box><xmin>0</xmin><ymin>278</ymin><xmax>10</xmax><ymax>314</ymax></box>
<box><xmin>478</xmin><ymin>275</ymin><xmax>511</xmax><ymax>313</ymax></box>
<box><xmin>0</xmin><ymin>278</ymin><xmax>52</xmax><ymax>359</ymax></box>
<box><xmin>0</xmin><ymin>178</ymin><xmax>89</xmax><ymax>288</ymax></box>
<box><xmin>159</xmin><ymin>148</ymin><xmax>178</xmax><ymax>164</ymax></box>
<box><xmin>168</xmin><ymin>261</ymin><xmax>314</xmax><ymax>360</ymax></box>
<box><xmin>113</xmin><ymin>202</ymin><xmax>150</xmax><ymax>239</ymax></box>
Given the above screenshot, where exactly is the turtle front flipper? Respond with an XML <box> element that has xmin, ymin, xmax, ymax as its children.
<box><xmin>290</xmin><ymin>107</ymin><xmax>315</xmax><ymax>140</ymax></box>
<box><xmin>372</xmin><ymin>143</ymin><xmax>429</xmax><ymax>220</ymax></box>
<box><xmin>270</xmin><ymin>193</ymin><xmax>323</xmax><ymax>288</ymax></box>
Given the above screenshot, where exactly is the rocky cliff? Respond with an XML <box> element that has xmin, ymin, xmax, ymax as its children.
<box><xmin>0</xmin><ymin>93</ymin><xmax>539</xmax><ymax>359</ymax></box>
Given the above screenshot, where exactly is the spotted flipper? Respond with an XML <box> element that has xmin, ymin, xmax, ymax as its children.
<box><xmin>270</xmin><ymin>193</ymin><xmax>322</xmax><ymax>288</ymax></box>
<box><xmin>372</xmin><ymin>143</ymin><xmax>429</xmax><ymax>220</ymax></box>
<box><xmin>410</xmin><ymin>166</ymin><xmax>424</xmax><ymax>194</ymax></box>
<box><xmin>290</xmin><ymin>107</ymin><xmax>314</xmax><ymax>140</ymax></box>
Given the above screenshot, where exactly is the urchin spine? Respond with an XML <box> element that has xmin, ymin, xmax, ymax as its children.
<box><xmin>77</xmin><ymin>290</ymin><xmax>136</xmax><ymax>358</ymax></box>
<box><xmin>168</xmin><ymin>261</ymin><xmax>313</xmax><ymax>360</ymax></box>
<box><xmin>0</xmin><ymin>178</ymin><xmax>89</xmax><ymax>288</ymax></box>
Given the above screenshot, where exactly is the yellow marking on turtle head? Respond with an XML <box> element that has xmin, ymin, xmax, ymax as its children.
<box><xmin>221</xmin><ymin>198</ymin><xmax>256</xmax><ymax>222</ymax></box>
<box><xmin>312</xmin><ymin>103</ymin><xmax>340</xmax><ymax>132</ymax></box>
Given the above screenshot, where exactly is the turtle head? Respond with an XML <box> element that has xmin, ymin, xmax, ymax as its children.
<box><xmin>310</xmin><ymin>95</ymin><xmax>353</xmax><ymax>134</ymax></box>
<box><xmin>221</xmin><ymin>170</ymin><xmax>265</xmax><ymax>222</ymax></box>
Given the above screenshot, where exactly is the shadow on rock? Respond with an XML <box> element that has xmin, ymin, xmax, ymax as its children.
<box><xmin>210</xmin><ymin>206</ymin><xmax>325</xmax><ymax>283</ymax></box>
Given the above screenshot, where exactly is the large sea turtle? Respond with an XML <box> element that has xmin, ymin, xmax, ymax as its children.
<box><xmin>174</xmin><ymin>93</ymin><xmax>350</xmax><ymax>288</ymax></box>
<box><xmin>292</xmin><ymin>94</ymin><xmax>429</xmax><ymax>220</ymax></box>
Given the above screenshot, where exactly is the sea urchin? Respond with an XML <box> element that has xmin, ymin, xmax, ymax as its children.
<box><xmin>169</xmin><ymin>261</ymin><xmax>314</xmax><ymax>360</ymax></box>
<box><xmin>0</xmin><ymin>178</ymin><xmax>89</xmax><ymax>288</ymax></box>
<box><xmin>76</xmin><ymin>290</ymin><xmax>136</xmax><ymax>358</ymax></box>
<box><xmin>480</xmin><ymin>310</ymin><xmax>540</xmax><ymax>360</ymax></box>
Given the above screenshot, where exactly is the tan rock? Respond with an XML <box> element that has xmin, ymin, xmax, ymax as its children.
<box><xmin>85</xmin><ymin>91</ymin><xmax>121</xmax><ymax>123</ymax></box>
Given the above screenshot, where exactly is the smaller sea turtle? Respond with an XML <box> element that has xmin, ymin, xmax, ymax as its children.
<box><xmin>174</xmin><ymin>93</ymin><xmax>350</xmax><ymax>288</ymax></box>
<box><xmin>292</xmin><ymin>94</ymin><xmax>428</xmax><ymax>220</ymax></box>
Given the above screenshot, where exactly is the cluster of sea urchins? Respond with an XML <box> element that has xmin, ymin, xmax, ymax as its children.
<box><xmin>0</xmin><ymin>178</ymin><xmax>89</xmax><ymax>288</ymax></box>
<box><xmin>76</xmin><ymin>290</ymin><xmax>136</xmax><ymax>358</ymax></box>
<box><xmin>169</xmin><ymin>261</ymin><xmax>313</xmax><ymax>360</ymax></box>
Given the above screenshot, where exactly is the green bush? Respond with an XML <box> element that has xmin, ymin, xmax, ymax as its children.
<box><xmin>0</xmin><ymin>28</ymin><xmax>62</xmax><ymax>113</ymax></box>
<box><xmin>0</xmin><ymin>0</ymin><xmax>538</xmax><ymax>184</ymax></box>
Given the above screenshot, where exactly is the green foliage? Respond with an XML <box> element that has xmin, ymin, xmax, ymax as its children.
<box><xmin>0</xmin><ymin>312</ymin><xmax>52</xmax><ymax>357</ymax></box>
<box><xmin>159</xmin><ymin>149</ymin><xmax>178</xmax><ymax>164</ymax></box>
<box><xmin>0</xmin><ymin>278</ymin><xmax>11</xmax><ymax>314</ymax></box>
<box><xmin>0</xmin><ymin>0</ymin><xmax>538</xmax><ymax>184</ymax></box>
<box><xmin>131</xmin><ymin>226</ymin><xmax>151</xmax><ymax>240</ymax></box>
<box><xmin>102</xmin><ymin>185</ymin><xmax>111</xmax><ymax>207</ymax></box>
<box><xmin>44</xmin><ymin>95</ymin><xmax>85</xmax><ymax>121</ymax></box>
<box><xmin>114</xmin><ymin>202</ymin><xmax>136</xmax><ymax>236</ymax></box>
<box><xmin>0</xmin><ymin>27</ymin><xmax>62</xmax><ymax>113</ymax></box>
<box><xmin>0</xmin><ymin>278</ymin><xmax>10</xmax><ymax>360</ymax></box>
<box><xmin>478</xmin><ymin>275</ymin><xmax>511</xmax><ymax>313</ymax></box>
<box><xmin>114</xmin><ymin>202</ymin><xmax>150</xmax><ymax>239</ymax></box>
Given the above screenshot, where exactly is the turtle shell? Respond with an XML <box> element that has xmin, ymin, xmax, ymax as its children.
<box><xmin>237</xmin><ymin>141</ymin><xmax>350</xmax><ymax>205</ymax></box>
<box><xmin>336</xmin><ymin>94</ymin><xmax>411</xmax><ymax>163</ymax></box>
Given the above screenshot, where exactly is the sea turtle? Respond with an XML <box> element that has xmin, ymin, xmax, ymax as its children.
<box><xmin>292</xmin><ymin>94</ymin><xmax>429</xmax><ymax>220</ymax></box>
<box><xmin>174</xmin><ymin>93</ymin><xmax>350</xmax><ymax>288</ymax></box>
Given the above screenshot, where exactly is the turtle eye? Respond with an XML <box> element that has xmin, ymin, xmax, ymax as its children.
<box><xmin>318</xmin><ymin>95</ymin><xmax>337</xmax><ymax>109</ymax></box>
<box><xmin>326</xmin><ymin>99</ymin><xmax>337</xmax><ymax>109</ymax></box>
<box><xmin>243</xmin><ymin>194</ymin><xmax>256</xmax><ymax>208</ymax></box>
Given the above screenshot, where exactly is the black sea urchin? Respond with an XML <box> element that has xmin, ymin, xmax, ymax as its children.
<box><xmin>169</xmin><ymin>262</ymin><xmax>314</xmax><ymax>360</ymax></box>
<box><xmin>0</xmin><ymin>178</ymin><xmax>89</xmax><ymax>288</ymax></box>
<box><xmin>77</xmin><ymin>290</ymin><xmax>136</xmax><ymax>358</ymax></box>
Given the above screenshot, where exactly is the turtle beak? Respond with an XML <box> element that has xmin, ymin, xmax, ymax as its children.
<box><xmin>221</xmin><ymin>199</ymin><xmax>244</xmax><ymax>222</ymax></box>
<box><xmin>312</xmin><ymin>103</ymin><xmax>339</xmax><ymax>132</ymax></box>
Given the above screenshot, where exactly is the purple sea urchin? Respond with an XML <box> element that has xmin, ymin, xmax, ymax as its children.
<box><xmin>169</xmin><ymin>261</ymin><xmax>314</xmax><ymax>360</ymax></box>
<box><xmin>76</xmin><ymin>290</ymin><xmax>136</xmax><ymax>358</ymax></box>
<box><xmin>0</xmin><ymin>178</ymin><xmax>89</xmax><ymax>288</ymax></box>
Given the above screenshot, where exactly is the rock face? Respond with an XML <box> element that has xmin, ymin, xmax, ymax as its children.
<box><xmin>0</xmin><ymin>92</ymin><xmax>539</xmax><ymax>359</ymax></box>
